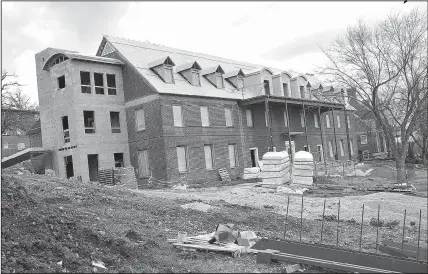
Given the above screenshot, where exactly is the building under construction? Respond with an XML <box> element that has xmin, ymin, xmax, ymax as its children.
<box><xmin>29</xmin><ymin>35</ymin><xmax>357</xmax><ymax>186</ymax></box>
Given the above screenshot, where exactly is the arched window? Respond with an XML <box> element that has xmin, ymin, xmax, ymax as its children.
<box><xmin>43</xmin><ymin>54</ymin><xmax>69</xmax><ymax>71</ymax></box>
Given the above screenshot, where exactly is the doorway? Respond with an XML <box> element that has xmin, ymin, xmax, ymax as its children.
<box><xmin>249</xmin><ymin>148</ymin><xmax>259</xmax><ymax>167</ymax></box>
<box><xmin>87</xmin><ymin>154</ymin><xmax>99</xmax><ymax>181</ymax></box>
<box><xmin>64</xmin><ymin>155</ymin><xmax>74</xmax><ymax>178</ymax></box>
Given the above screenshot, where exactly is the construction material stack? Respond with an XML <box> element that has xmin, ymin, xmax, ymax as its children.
<box><xmin>259</xmin><ymin>151</ymin><xmax>291</xmax><ymax>184</ymax></box>
<box><xmin>292</xmin><ymin>151</ymin><xmax>314</xmax><ymax>185</ymax></box>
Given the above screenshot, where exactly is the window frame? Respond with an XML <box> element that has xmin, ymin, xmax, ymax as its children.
<box><xmin>225</xmin><ymin>107</ymin><xmax>233</xmax><ymax>127</ymax></box>
<box><xmin>62</xmin><ymin>116</ymin><xmax>70</xmax><ymax>143</ymax></box>
<box><xmin>57</xmin><ymin>75</ymin><xmax>65</xmax><ymax>90</ymax></box>
<box><xmin>83</xmin><ymin>111</ymin><xmax>95</xmax><ymax>134</ymax></box>
<box><xmin>228</xmin><ymin>144</ymin><xmax>237</xmax><ymax>169</ymax></box>
<box><xmin>237</xmin><ymin>76</ymin><xmax>244</xmax><ymax>89</ymax></box>
<box><xmin>300</xmin><ymin>111</ymin><xmax>305</xmax><ymax>127</ymax></box>
<box><xmin>328</xmin><ymin>140</ymin><xmax>334</xmax><ymax>158</ymax></box>
<box><xmin>326</xmin><ymin>114</ymin><xmax>331</xmax><ymax>128</ymax></box>
<box><xmin>135</xmin><ymin>108</ymin><xmax>146</xmax><ymax>131</ymax></box>
<box><xmin>200</xmin><ymin>106</ymin><xmax>210</xmax><ymax>127</ymax></box>
<box><xmin>164</xmin><ymin>64</ymin><xmax>174</xmax><ymax>84</ymax></box>
<box><xmin>204</xmin><ymin>144</ymin><xmax>214</xmax><ymax>170</ymax></box>
<box><xmin>137</xmin><ymin>150</ymin><xmax>150</xmax><ymax>178</ymax></box>
<box><xmin>314</xmin><ymin>113</ymin><xmax>319</xmax><ymax>128</ymax></box>
<box><xmin>94</xmin><ymin>73</ymin><xmax>105</xmax><ymax>95</ymax></box>
<box><xmin>176</xmin><ymin>146</ymin><xmax>188</xmax><ymax>173</ymax></box>
<box><xmin>114</xmin><ymin>152</ymin><xmax>124</xmax><ymax>168</ymax></box>
<box><xmin>283</xmin><ymin>83</ymin><xmax>289</xmax><ymax>97</ymax></box>
<box><xmin>299</xmin><ymin>86</ymin><xmax>305</xmax><ymax>98</ymax></box>
<box><xmin>246</xmin><ymin>109</ymin><xmax>253</xmax><ymax>127</ymax></box>
<box><xmin>337</xmin><ymin>115</ymin><xmax>341</xmax><ymax>128</ymax></box>
<box><xmin>339</xmin><ymin>139</ymin><xmax>345</xmax><ymax>156</ymax></box>
<box><xmin>110</xmin><ymin>111</ymin><xmax>121</xmax><ymax>133</ymax></box>
<box><xmin>216</xmin><ymin>73</ymin><xmax>224</xmax><ymax>89</ymax></box>
<box><xmin>107</xmin><ymin>74</ymin><xmax>117</xmax><ymax>95</ymax></box>
<box><xmin>172</xmin><ymin>105</ymin><xmax>183</xmax><ymax>127</ymax></box>
<box><xmin>191</xmin><ymin>69</ymin><xmax>200</xmax><ymax>86</ymax></box>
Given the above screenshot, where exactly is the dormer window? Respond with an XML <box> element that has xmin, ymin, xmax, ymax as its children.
<box><xmin>148</xmin><ymin>56</ymin><xmax>176</xmax><ymax>84</ymax></box>
<box><xmin>201</xmin><ymin>65</ymin><xmax>225</xmax><ymax>89</ymax></box>
<box><xmin>176</xmin><ymin>61</ymin><xmax>201</xmax><ymax>86</ymax></box>
<box><xmin>216</xmin><ymin>73</ymin><xmax>224</xmax><ymax>88</ymax></box>
<box><xmin>237</xmin><ymin>76</ymin><xmax>244</xmax><ymax>89</ymax></box>
<box><xmin>223</xmin><ymin>69</ymin><xmax>245</xmax><ymax>89</ymax></box>
<box><xmin>192</xmin><ymin>69</ymin><xmax>200</xmax><ymax>86</ymax></box>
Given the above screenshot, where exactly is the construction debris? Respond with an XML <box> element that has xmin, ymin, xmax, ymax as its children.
<box><xmin>283</xmin><ymin>263</ymin><xmax>303</xmax><ymax>273</ymax></box>
<box><xmin>172</xmin><ymin>183</ymin><xmax>188</xmax><ymax>190</ymax></box>
<box><xmin>277</xmin><ymin>186</ymin><xmax>308</xmax><ymax>195</ymax></box>
<box><xmin>180</xmin><ymin>202</ymin><xmax>215</xmax><ymax>212</ymax></box>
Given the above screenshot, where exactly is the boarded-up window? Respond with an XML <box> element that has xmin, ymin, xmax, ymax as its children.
<box><xmin>228</xmin><ymin>144</ymin><xmax>236</xmax><ymax>168</ymax></box>
<box><xmin>246</xmin><ymin>109</ymin><xmax>253</xmax><ymax>127</ymax></box>
<box><xmin>284</xmin><ymin>111</ymin><xmax>288</xmax><ymax>127</ymax></box>
<box><xmin>192</xmin><ymin>70</ymin><xmax>200</xmax><ymax>86</ymax></box>
<box><xmin>339</xmin><ymin>140</ymin><xmax>344</xmax><ymax>156</ymax></box>
<box><xmin>165</xmin><ymin>66</ymin><xmax>174</xmax><ymax>83</ymax></box>
<box><xmin>173</xmin><ymin>105</ymin><xmax>183</xmax><ymax>126</ymax></box>
<box><xmin>200</xmin><ymin>106</ymin><xmax>209</xmax><ymax>127</ymax></box>
<box><xmin>326</xmin><ymin>114</ymin><xmax>331</xmax><ymax>128</ymax></box>
<box><xmin>137</xmin><ymin>150</ymin><xmax>149</xmax><ymax>178</ymax></box>
<box><xmin>107</xmin><ymin>74</ymin><xmax>116</xmax><ymax>95</ymax></box>
<box><xmin>300</xmin><ymin>111</ymin><xmax>305</xmax><ymax>127</ymax></box>
<box><xmin>83</xmin><ymin>111</ymin><xmax>95</xmax><ymax>133</ymax></box>
<box><xmin>204</xmin><ymin>145</ymin><xmax>214</xmax><ymax>170</ymax></box>
<box><xmin>216</xmin><ymin>73</ymin><xmax>224</xmax><ymax>88</ymax></box>
<box><xmin>337</xmin><ymin>115</ymin><xmax>341</xmax><ymax>128</ymax></box>
<box><xmin>264</xmin><ymin>80</ymin><xmax>270</xmax><ymax>95</ymax></box>
<box><xmin>328</xmin><ymin>140</ymin><xmax>334</xmax><ymax>158</ymax></box>
<box><xmin>300</xmin><ymin>86</ymin><xmax>305</xmax><ymax>98</ymax></box>
<box><xmin>135</xmin><ymin>109</ymin><xmax>145</xmax><ymax>131</ymax></box>
<box><xmin>94</xmin><ymin>73</ymin><xmax>104</xmax><ymax>94</ymax></box>
<box><xmin>110</xmin><ymin>112</ymin><xmax>120</xmax><ymax>133</ymax></box>
<box><xmin>314</xmin><ymin>113</ymin><xmax>319</xmax><ymax>128</ymax></box>
<box><xmin>225</xmin><ymin>107</ymin><xmax>233</xmax><ymax>127</ymax></box>
<box><xmin>80</xmin><ymin>71</ymin><xmax>91</xmax><ymax>94</ymax></box>
<box><xmin>283</xmin><ymin>83</ymin><xmax>289</xmax><ymax>96</ymax></box>
<box><xmin>57</xmin><ymin>76</ymin><xmax>65</xmax><ymax>89</ymax></box>
<box><xmin>237</xmin><ymin>77</ymin><xmax>244</xmax><ymax>89</ymax></box>
<box><xmin>176</xmin><ymin>146</ymin><xmax>188</xmax><ymax>172</ymax></box>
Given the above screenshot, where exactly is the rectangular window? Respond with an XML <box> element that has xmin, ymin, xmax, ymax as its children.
<box><xmin>347</xmin><ymin>116</ymin><xmax>351</xmax><ymax>128</ymax></box>
<box><xmin>192</xmin><ymin>70</ymin><xmax>200</xmax><ymax>86</ymax></box>
<box><xmin>283</xmin><ymin>83</ymin><xmax>289</xmax><ymax>96</ymax></box>
<box><xmin>284</xmin><ymin>111</ymin><xmax>288</xmax><ymax>127</ymax></box>
<box><xmin>264</xmin><ymin>80</ymin><xmax>270</xmax><ymax>95</ymax></box>
<box><xmin>246</xmin><ymin>109</ymin><xmax>253</xmax><ymax>127</ymax></box>
<box><xmin>83</xmin><ymin>111</ymin><xmax>95</xmax><ymax>133</ymax></box>
<box><xmin>17</xmin><ymin>143</ymin><xmax>25</xmax><ymax>150</ymax></box>
<box><xmin>328</xmin><ymin>140</ymin><xmax>334</xmax><ymax>158</ymax></box>
<box><xmin>360</xmin><ymin>134</ymin><xmax>368</xmax><ymax>145</ymax></box>
<box><xmin>57</xmin><ymin>76</ymin><xmax>65</xmax><ymax>89</ymax></box>
<box><xmin>237</xmin><ymin>77</ymin><xmax>244</xmax><ymax>89</ymax></box>
<box><xmin>350</xmin><ymin>139</ymin><xmax>354</xmax><ymax>156</ymax></box>
<box><xmin>110</xmin><ymin>111</ymin><xmax>120</xmax><ymax>133</ymax></box>
<box><xmin>165</xmin><ymin>65</ymin><xmax>174</xmax><ymax>83</ymax></box>
<box><xmin>135</xmin><ymin>109</ymin><xmax>145</xmax><ymax>131</ymax></box>
<box><xmin>200</xmin><ymin>106</ymin><xmax>210</xmax><ymax>127</ymax></box>
<box><xmin>300</xmin><ymin>111</ymin><xmax>305</xmax><ymax>127</ymax></box>
<box><xmin>228</xmin><ymin>144</ymin><xmax>236</xmax><ymax>168</ymax></box>
<box><xmin>94</xmin><ymin>73</ymin><xmax>104</xmax><ymax>94</ymax></box>
<box><xmin>173</xmin><ymin>105</ymin><xmax>183</xmax><ymax>127</ymax></box>
<box><xmin>176</xmin><ymin>146</ymin><xmax>188</xmax><ymax>172</ymax></box>
<box><xmin>107</xmin><ymin>74</ymin><xmax>117</xmax><ymax>95</ymax></box>
<box><xmin>300</xmin><ymin>86</ymin><xmax>305</xmax><ymax>98</ymax></box>
<box><xmin>114</xmin><ymin>153</ymin><xmax>124</xmax><ymax>168</ymax></box>
<box><xmin>339</xmin><ymin>140</ymin><xmax>344</xmax><ymax>156</ymax></box>
<box><xmin>80</xmin><ymin>71</ymin><xmax>91</xmax><ymax>94</ymax></box>
<box><xmin>216</xmin><ymin>73</ymin><xmax>224</xmax><ymax>88</ymax></box>
<box><xmin>337</xmin><ymin>115</ymin><xmax>341</xmax><ymax>128</ymax></box>
<box><xmin>326</xmin><ymin>114</ymin><xmax>331</xmax><ymax>128</ymax></box>
<box><xmin>225</xmin><ymin>107</ymin><xmax>233</xmax><ymax>127</ymax></box>
<box><xmin>62</xmin><ymin>116</ymin><xmax>70</xmax><ymax>143</ymax></box>
<box><xmin>204</xmin><ymin>145</ymin><xmax>214</xmax><ymax>170</ymax></box>
<box><xmin>137</xmin><ymin>150</ymin><xmax>150</xmax><ymax>178</ymax></box>
<box><xmin>314</xmin><ymin>113</ymin><xmax>319</xmax><ymax>128</ymax></box>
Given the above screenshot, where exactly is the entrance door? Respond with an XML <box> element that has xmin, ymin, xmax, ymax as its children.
<box><xmin>285</xmin><ymin>141</ymin><xmax>295</xmax><ymax>159</ymax></box>
<box><xmin>64</xmin><ymin>155</ymin><xmax>74</xmax><ymax>178</ymax></box>
<box><xmin>249</xmin><ymin>148</ymin><xmax>259</xmax><ymax>167</ymax></box>
<box><xmin>87</xmin><ymin>154</ymin><xmax>99</xmax><ymax>181</ymax></box>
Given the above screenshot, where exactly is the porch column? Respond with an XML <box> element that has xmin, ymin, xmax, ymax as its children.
<box><xmin>343</xmin><ymin>106</ymin><xmax>352</xmax><ymax>161</ymax></box>
<box><xmin>265</xmin><ymin>96</ymin><xmax>273</xmax><ymax>150</ymax></box>
<box><xmin>318</xmin><ymin>106</ymin><xmax>327</xmax><ymax>170</ymax></box>
<box><xmin>285</xmin><ymin>99</ymin><xmax>292</xmax><ymax>162</ymax></box>
<box><xmin>302</xmin><ymin>101</ymin><xmax>309</xmax><ymax>151</ymax></box>
<box><xmin>331</xmin><ymin>107</ymin><xmax>339</xmax><ymax>161</ymax></box>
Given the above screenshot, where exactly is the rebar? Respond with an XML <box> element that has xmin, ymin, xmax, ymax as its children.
<box><xmin>283</xmin><ymin>196</ymin><xmax>290</xmax><ymax>239</ymax></box>
<box><xmin>336</xmin><ymin>199</ymin><xmax>340</xmax><ymax>246</ymax></box>
<box><xmin>320</xmin><ymin>198</ymin><xmax>326</xmax><ymax>244</ymax></box>
<box><xmin>300</xmin><ymin>195</ymin><xmax>304</xmax><ymax>242</ymax></box>
<box><xmin>417</xmin><ymin>209</ymin><xmax>421</xmax><ymax>260</ymax></box>
<box><xmin>376</xmin><ymin>204</ymin><xmax>380</xmax><ymax>253</ymax></box>
<box><xmin>401</xmin><ymin>209</ymin><xmax>407</xmax><ymax>258</ymax></box>
<box><xmin>359</xmin><ymin>204</ymin><xmax>365</xmax><ymax>251</ymax></box>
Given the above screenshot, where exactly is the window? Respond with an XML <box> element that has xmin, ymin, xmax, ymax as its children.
<box><xmin>114</xmin><ymin>153</ymin><xmax>124</xmax><ymax>168</ymax></box>
<box><xmin>107</xmin><ymin>74</ymin><xmax>116</xmax><ymax>95</ymax></box>
<box><xmin>314</xmin><ymin>113</ymin><xmax>319</xmax><ymax>128</ymax></box>
<box><xmin>246</xmin><ymin>109</ymin><xmax>253</xmax><ymax>127</ymax></box>
<box><xmin>225</xmin><ymin>107</ymin><xmax>233</xmax><ymax>127</ymax></box>
<box><xmin>283</xmin><ymin>111</ymin><xmax>288</xmax><ymax>127</ymax></box>
<box><xmin>228</xmin><ymin>144</ymin><xmax>236</xmax><ymax>168</ymax></box>
<box><xmin>283</xmin><ymin>83</ymin><xmax>289</xmax><ymax>96</ymax></box>
<box><xmin>173</xmin><ymin>105</ymin><xmax>183</xmax><ymax>127</ymax></box>
<box><xmin>204</xmin><ymin>145</ymin><xmax>214</xmax><ymax>170</ymax></box>
<box><xmin>300</xmin><ymin>111</ymin><xmax>305</xmax><ymax>127</ymax></box>
<box><xmin>83</xmin><ymin>111</ymin><xmax>95</xmax><ymax>133</ymax></box>
<box><xmin>62</xmin><ymin>116</ymin><xmax>70</xmax><ymax>143</ymax></box>
<box><xmin>135</xmin><ymin>109</ymin><xmax>145</xmax><ymax>131</ymax></box>
<box><xmin>110</xmin><ymin>112</ymin><xmax>120</xmax><ymax>133</ymax></box>
<box><xmin>216</xmin><ymin>73</ymin><xmax>224</xmax><ymax>88</ymax></box>
<box><xmin>237</xmin><ymin>77</ymin><xmax>244</xmax><ymax>89</ymax></box>
<box><xmin>164</xmin><ymin>65</ymin><xmax>174</xmax><ymax>83</ymax></box>
<box><xmin>176</xmin><ymin>146</ymin><xmax>188</xmax><ymax>172</ymax></box>
<box><xmin>192</xmin><ymin>69</ymin><xmax>200</xmax><ymax>86</ymax></box>
<box><xmin>137</xmin><ymin>150</ymin><xmax>150</xmax><ymax>178</ymax></box>
<box><xmin>300</xmin><ymin>86</ymin><xmax>305</xmax><ymax>98</ymax></box>
<box><xmin>80</xmin><ymin>71</ymin><xmax>91</xmax><ymax>94</ymax></box>
<box><xmin>328</xmin><ymin>140</ymin><xmax>334</xmax><ymax>158</ymax></box>
<box><xmin>57</xmin><ymin>76</ymin><xmax>65</xmax><ymax>89</ymax></box>
<box><xmin>94</xmin><ymin>73</ymin><xmax>104</xmax><ymax>94</ymax></box>
<box><xmin>339</xmin><ymin>140</ymin><xmax>344</xmax><ymax>156</ymax></box>
<box><xmin>326</xmin><ymin>114</ymin><xmax>331</xmax><ymax>128</ymax></box>
<box><xmin>17</xmin><ymin>143</ymin><xmax>25</xmax><ymax>150</ymax></box>
<box><xmin>264</xmin><ymin>80</ymin><xmax>270</xmax><ymax>95</ymax></box>
<box><xmin>347</xmin><ymin>116</ymin><xmax>351</xmax><ymax>128</ymax></box>
<box><xmin>360</xmin><ymin>134</ymin><xmax>368</xmax><ymax>145</ymax></box>
<box><xmin>200</xmin><ymin>106</ymin><xmax>210</xmax><ymax>127</ymax></box>
<box><xmin>350</xmin><ymin>139</ymin><xmax>354</xmax><ymax>156</ymax></box>
<box><xmin>337</xmin><ymin>115</ymin><xmax>341</xmax><ymax>128</ymax></box>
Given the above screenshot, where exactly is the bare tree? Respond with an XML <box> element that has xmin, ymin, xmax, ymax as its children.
<box><xmin>319</xmin><ymin>8</ymin><xmax>427</xmax><ymax>183</ymax></box>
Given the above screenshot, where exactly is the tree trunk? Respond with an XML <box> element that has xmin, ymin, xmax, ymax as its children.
<box><xmin>395</xmin><ymin>152</ymin><xmax>407</xmax><ymax>184</ymax></box>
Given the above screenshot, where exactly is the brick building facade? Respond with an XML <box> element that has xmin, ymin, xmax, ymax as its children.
<box><xmin>35</xmin><ymin>36</ymin><xmax>357</xmax><ymax>186</ymax></box>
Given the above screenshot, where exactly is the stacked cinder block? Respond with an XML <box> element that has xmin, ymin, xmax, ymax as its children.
<box><xmin>292</xmin><ymin>151</ymin><xmax>314</xmax><ymax>185</ymax></box>
<box><xmin>259</xmin><ymin>151</ymin><xmax>291</xmax><ymax>184</ymax></box>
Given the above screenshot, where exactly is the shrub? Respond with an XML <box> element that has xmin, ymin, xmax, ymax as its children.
<box><xmin>385</xmin><ymin>220</ymin><xmax>400</xmax><ymax>229</ymax></box>
<box><xmin>410</xmin><ymin>221</ymin><xmax>416</xmax><ymax>226</ymax></box>
<box><xmin>369</xmin><ymin>218</ymin><xmax>384</xmax><ymax>227</ymax></box>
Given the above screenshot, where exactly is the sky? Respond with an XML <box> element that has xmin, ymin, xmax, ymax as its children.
<box><xmin>2</xmin><ymin>1</ymin><xmax>426</xmax><ymax>105</ymax></box>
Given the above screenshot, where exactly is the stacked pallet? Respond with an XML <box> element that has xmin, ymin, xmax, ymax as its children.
<box><xmin>259</xmin><ymin>151</ymin><xmax>290</xmax><ymax>185</ymax></box>
<box><xmin>98</xmin><ymin>168</ymin><xmax>114</xmax><ymax>185</ymax></box>
<box><xmin>292</xmin><ymin>151</ymin><xmax>314</xmax><ymax>186</ymax></box>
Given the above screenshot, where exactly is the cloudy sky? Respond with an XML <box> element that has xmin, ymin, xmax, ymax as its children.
<box><xmin>2</xmin><ymin>1</ymin><xmax>425</xmax><ymax>105</ymax></box>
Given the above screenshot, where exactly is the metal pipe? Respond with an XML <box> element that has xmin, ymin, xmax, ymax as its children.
<box><xmin>285</xmin><ymin>100</ymin><xmax>293</xmax><ymax>163</ymax></box>
<box><xmin>336</xmin><ymin>199</ymin><xmax>340</xmax><ymax>246</ymax></box>
<box><xmin>320</xmin><ymin>198</ymin><xmax>326</xmax><ymax>244</ymax></box>
<box><xmin>417</xmin><ymin>209</ymin><xmax>422</xmax><ymax>260</ymax></box>
<box><xmin>401</xmin><ymin>209</ymin><xmax>407</xmax><ymax>258</ymax></box>
<box><xmin>359</xmin><ymin>204</ymin><xmax>364</xmax><ymax>251</ymax></box>
<box><xmin>284</xmin><ymin>196</ymin><xmax>290</xmax><ymax>239</ymax></box>
<box><xmin>376</xmin><ymin>204</ymin><xmax>380</xmax><ymax>253</ymax></box>
<box><xmin>302</xmin><ymin>101</ymin><xmax>309</xmax><ymax>151</ymax></box>
<box><xmin>300</xmin><ymin>195</ymin><xmax>304</xmax><ymax>242</ymax></box>
<box><xmin>318</xmin><ymin>106</ymin><xmax>327</xmax><ymax>172</ymax></box>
